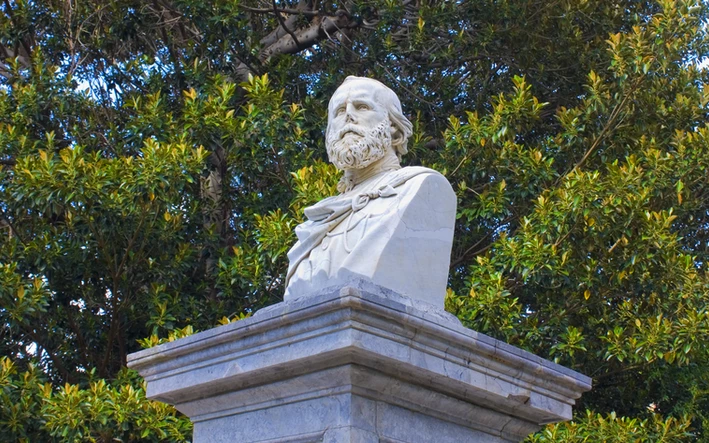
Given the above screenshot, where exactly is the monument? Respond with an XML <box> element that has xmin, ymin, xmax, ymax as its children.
<box><xmin>128</xmin><ymin>77</ymin><xmax>591</xmax><ymax>443</ymax></box>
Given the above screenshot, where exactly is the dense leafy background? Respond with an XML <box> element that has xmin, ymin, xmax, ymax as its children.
<box><xmin>0</xmin><ymin>0</ymin><xmax>708</xmax><ymax>441</ymax></box>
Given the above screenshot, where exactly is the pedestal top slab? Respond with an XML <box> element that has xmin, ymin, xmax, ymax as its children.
<box><xmin>128</xmin><ymin>280</ymin><xmax>590</xmax><ymax>432</ymax></box>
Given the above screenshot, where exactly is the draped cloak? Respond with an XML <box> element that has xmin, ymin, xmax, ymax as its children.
<box><xmin>284</xmin><ymin>166</ymin><xmax>456</xmax><ymax>307</ymax></box>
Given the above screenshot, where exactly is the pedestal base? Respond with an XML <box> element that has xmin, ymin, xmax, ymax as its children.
<box><xmin>128</xmin><ymin>282</ymin><xmax>591</xmax><ymax>443</ymax></box>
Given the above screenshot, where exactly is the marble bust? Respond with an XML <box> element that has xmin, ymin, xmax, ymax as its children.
<box><xmin>284</xmin><ymin>76</ymin><xmax>456</xmax><ymax>308</ymax></box>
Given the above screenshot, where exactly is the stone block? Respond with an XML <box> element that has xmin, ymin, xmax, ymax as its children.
<box><xmin>128</xmin><ymin>283</ymin><xmax>591</xmax><ymax>442</ymax></box>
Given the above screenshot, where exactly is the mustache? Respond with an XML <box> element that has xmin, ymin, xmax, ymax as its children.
<box><xmin>336</xmin><ymin>124</ymin><xmax>366</xmax><ymax>139</ymax></box>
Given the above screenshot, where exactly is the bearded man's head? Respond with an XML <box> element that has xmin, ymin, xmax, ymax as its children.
<box><xmin>325</xmin><ymin>77</ymin><xmax>413</xmax><ymax>171</ymax></box>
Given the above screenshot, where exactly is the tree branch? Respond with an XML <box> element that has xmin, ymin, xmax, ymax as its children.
<box><xmin>0</xmin><ymin>205</ymin><xmax>27</xmax><ymax>246</ymax></box>
<box><xmin>155</xmin><ymin>0</ymin><xmax>185</xmax><ymax>93</ymax></box>
<box><xmin>258</xmin><ymin>0</ymin><xmax>310</xmax><ymax>48</ymax></box>
<box><xmin>560</xmin><ymin>74</ymin><xmax>646</xmax><ymax>181</ymax></box>
<box><xmin>241</xmin><ymin>4</ymin><xmax>321</xmax><ymax>17</ymax></box>
<box><xmin>2</xmin><ymin>0</ymin><xmax>33</xmax><ymax>64</ymax></box>
<box><xmin>449</xmin><ymin>216</ymin><xmax>516</xmax><ymax>269</ymax></box>
<box><xmin>259</xmin><ymin>13</ymin><xmax>355</xmax><ymax>63</ymax></box>
<box><xmin>273</xmin><ymin>0</ymin><xmax>301</xmax><ymax>50</ymax></box>
<box><xmin>26</xmin><ymin>329</ymin><xmax>73</xmax><ymax>383</ymax></box>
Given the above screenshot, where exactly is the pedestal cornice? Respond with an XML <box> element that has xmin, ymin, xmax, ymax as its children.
<box><xmin>128</xmin><ymin>282</ymin><xmax>591</xmax><ymax>443</ymax></box>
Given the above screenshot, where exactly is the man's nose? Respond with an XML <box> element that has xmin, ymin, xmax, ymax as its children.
<box><xmin>344</xmin><ymin>103</ymin><xmax>357</xmax><ymax>123</ymax></box>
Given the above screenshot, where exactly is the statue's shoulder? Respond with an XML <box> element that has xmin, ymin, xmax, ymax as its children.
<box><xmin>389</xmin><ymin>166</ymin><xmax>452</xmax><ymax>191</ymax></box>
<box><xmin>387</xmin><ymin>167</ymin><xmax>456</xmax><ymax>227</ymax></box>
<box><xmin>383</xmin><ymin>167</ymin><xmax>456</xmax><ymax>217</ymax></box>
<box><xmin>385</xmin><ymin>166</ymin><xmax>446</xmax><ymax>185</ymax></box>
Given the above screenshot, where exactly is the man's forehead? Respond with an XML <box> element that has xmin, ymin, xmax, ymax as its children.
<box><xmin>330</xmin><ymin>81</ymin><xmax>385</xmax><ymax>107</ymax></box>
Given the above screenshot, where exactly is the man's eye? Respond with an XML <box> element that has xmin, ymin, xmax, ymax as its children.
<box><xmin>356</xmin><ymin>104</ymin><xmax>370</xmax><ymax>111</ymax></box>
<box><xmin>335</xmin><ymin>107</ymin><xmax>345</xmax><ymax>116</ymax></box>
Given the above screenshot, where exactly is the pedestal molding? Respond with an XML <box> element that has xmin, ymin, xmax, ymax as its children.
<box><xmin>128</xmin><ymin>284</ymin><xmax>592</xmax><ymax>442</ymax></box>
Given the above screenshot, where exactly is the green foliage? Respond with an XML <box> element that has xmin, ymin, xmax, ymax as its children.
<box><xmin>530</xmin><ymin>411</ymin><xmax>693</xmax><ymax>443</ymax></box>
<box><xmin>0</xmin><ymin>358</ymin><xmax>46</xmax><ymax>441</ymax></box>
<box><xmin>0</xmin><ymin>357</ymin><xmax>190</xmax><ymax>442</ymax></box>
<box><xmin>42</xmin><ymin>373</ymin><xmax>190</xmax><ymax>442</ymax></box>
<box><xmin>0</xmin><ymin>0</ymin><xmax>707</xmax><ymax>441</ymax></box>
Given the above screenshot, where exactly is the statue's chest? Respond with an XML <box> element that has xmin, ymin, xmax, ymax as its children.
<box><xmin>321</xmin><ymin>195</ymin><xmax>399</xmax><ymax>252</ymax></box>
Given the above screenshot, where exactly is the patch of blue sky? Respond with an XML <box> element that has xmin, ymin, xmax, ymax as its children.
<box><xmin>72</xmin><ymin>56</ymin><xmax>166</xmax><ymax>104</ymax></box>
<box><xmin>696</xmin><ymin>18</ymin><xmax>709</xmax><ymax>70</ymax></box>
<box><xmin>302</xmin><ymin>48</ymin><xmax>315</xmax><ymax>60</ymax></box>
<box><xmin>298</xmin><ymin>72</ymin><xmax>323</xmax><ymax>95</ymax></box>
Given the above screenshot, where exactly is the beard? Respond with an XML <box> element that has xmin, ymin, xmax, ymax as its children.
<box><xmin>326</xmin><ymin>120</ymin><xmax>392</xmax><ymax>171</ymax></box>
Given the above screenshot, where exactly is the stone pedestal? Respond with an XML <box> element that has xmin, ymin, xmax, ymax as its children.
<box><xmin>127</xmin><ymin>283</ymin><xmax>591</xmax><ymax>443</ymax></box>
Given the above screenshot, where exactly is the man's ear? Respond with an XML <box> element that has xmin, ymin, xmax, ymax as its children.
<box><xmin>390</xmin><ymin>123</ymin><xmax>403</xmax><ymax>146</ymax></box>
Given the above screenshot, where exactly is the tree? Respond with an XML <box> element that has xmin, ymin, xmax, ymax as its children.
<box><xmin>0</xmin><ymin>0</ymin><xmax>707</xmax><ymax>441</ymax></box>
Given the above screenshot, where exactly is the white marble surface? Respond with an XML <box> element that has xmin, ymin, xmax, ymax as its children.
<box><xmin>128</xmin><ymin>283</ymin><xmax>592</xmax><ymax>443</ymax></box>
<box><xmin>286</xmin><ymin>77</ymin><xmax>456</xmax><ymax>308</ymax></box>
<box><xmin>285</xmin><ymin>167</ymin><xmax>456</xmax><ymax>308</ymax></box>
